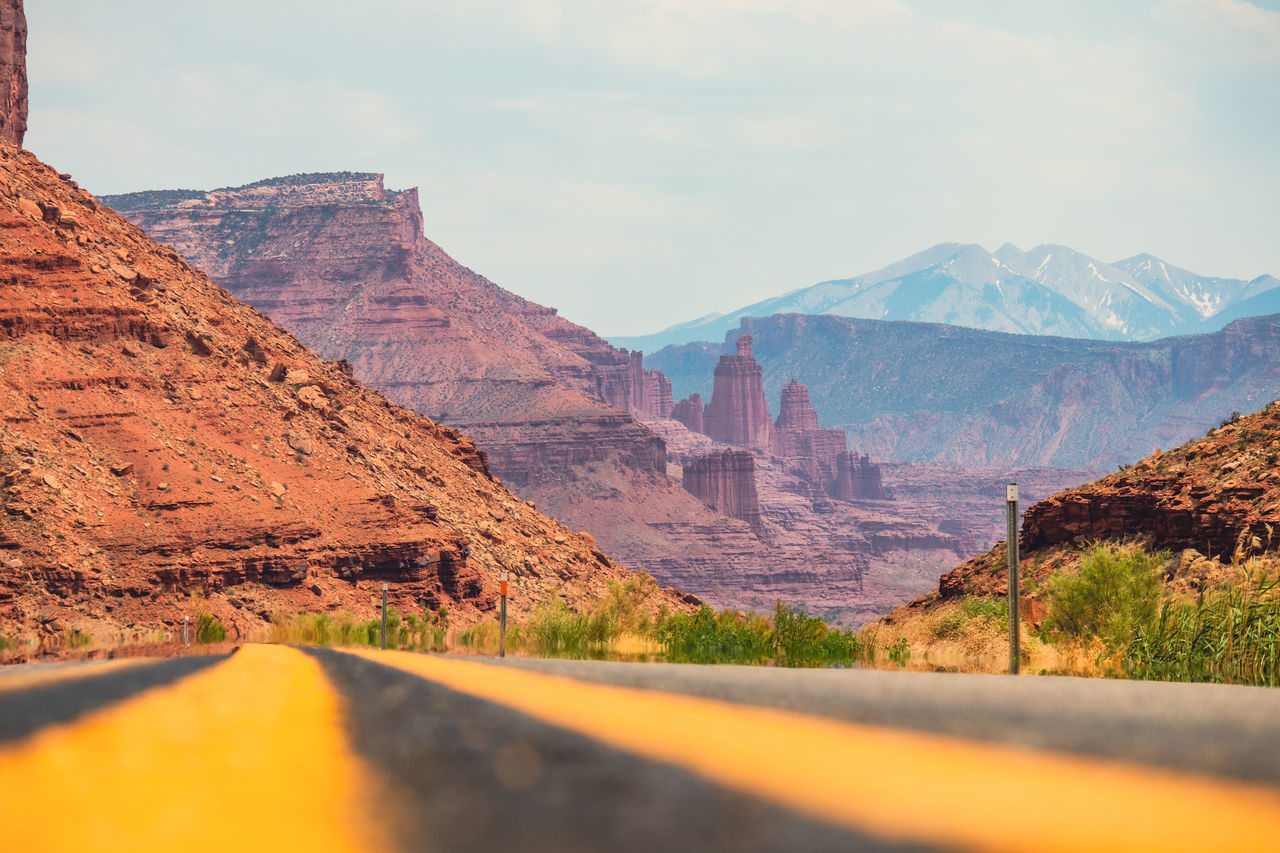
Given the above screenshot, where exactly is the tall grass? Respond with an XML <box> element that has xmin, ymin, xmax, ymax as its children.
<box><xmin>271</xmin><ymin>607</ymin><xmax>448</xmax><ymax>652</ymax></box>
<box><xmin>1041</xmin><ymin>545</ymin><xmax>1165</xmax><ymax>649</ymax></box>
<box><xmin>1125</xmin><ymin>573</ymin><xmax>1280</xmax><ymax>685</ymax></box>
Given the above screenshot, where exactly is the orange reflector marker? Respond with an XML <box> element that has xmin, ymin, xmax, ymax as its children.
<box><xmin>0</xmin><ymin>645</ymin><xmax>390</xmax><ymax>853</ymax></box>
<box><xmin>348</xmin><ymin>649</ymin><xmax>1280</xmax><ymax>853</ymax></box>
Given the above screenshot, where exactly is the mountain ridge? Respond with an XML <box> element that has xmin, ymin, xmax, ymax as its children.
<box><xmin>613</xmin><ymin>242</ymin><xmax>1280</xmax><ymax>351</ymax></box>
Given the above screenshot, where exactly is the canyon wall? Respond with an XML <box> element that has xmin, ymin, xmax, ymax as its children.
<box><xmin>0</xmin><ymin>145</ymin><xmax>695</xmax><ymax>650</ymax></box>
<box><xmin>0</xmin><ymin>0</ymin><xmax>25</xmax><ymax>145</ymax></box>
<box><xmin>681</xmin><ymin>450</ymin><xmax>764</xmax><ymax>532</ymax></box>
<box><xmin>834</xmin><ymin>452</ymin><xmax>888</xmax><ymax>501</ymax></box>
<box><xmin>672</xmin><ymin>394</ymin><xmax>704</xmax><ymax>434</ymax></box>
<box><xmin>649</xmin><ymin>313</ymin><xmax>1280</xmax><ymax>470</ymax></box>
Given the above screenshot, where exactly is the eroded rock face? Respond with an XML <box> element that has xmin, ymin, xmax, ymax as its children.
<box><xmin>775</xmin><ymin>379</ymin><xmax>820</xmax><ymax>431</ymax></box>
<box><xmin>672</xmin><ymin>394</ymin><xmax>704</xmax><ymax>434</ymax></box>
<box><xmin>925</xmin><ymin>403</ymin><xmax>1280</xmax><ymax>604</ymax></box>
<box><xmin>703</xmin><ymin>335</ymin><xmax>774</xmax><ymax>451</ymax></box>
<box><xmin>834</xmin><ymin>452</ymin><xmax>888</xmax><ymax>501</ymax></box>
<box><xmin>0</xmin><ymin>0</ymin><xmax>25</xmax><ymax>146</ymax></box>
<box><xmin>0</xmin><ymin>145</ymin><xmax>695</xmax><ymax>652</ymax></box>
<box><xmin>682</xmin><ymin>450</ymin><xmax>764</xmax><ymax>533</ymax></box>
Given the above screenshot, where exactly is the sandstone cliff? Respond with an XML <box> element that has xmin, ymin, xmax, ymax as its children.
<box><xmin>682</xmin><ymin>450</ymin><xmax>764</xmax><ymax>533</ymax></box>
<box><xmin>0</xmin><ymin>146</ymin><xmax>695</xmax><ymax>652</ymax></box>
<box><xmin>834</xmin><ymin>452</ymin><xmax>888</xmax><ymax>501</ymax></box>
<box><xmin>672</xmin><ymin>393</ymin><xmax>704</xmax><ymax>434</ymax></box>
<box><xmin>703</xmin><ymin>335</ymin><xmax>774</xmax><ymax>451</ymax></box>
<box><xmin>0</xmin><ymin>0</ymin><xmax>25</xmax><ymax>146</ymax></box>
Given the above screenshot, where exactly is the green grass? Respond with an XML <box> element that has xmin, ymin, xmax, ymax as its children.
<box><xmin>931</xmin><ymin>597</ymin><xmax>1006</xmax><ymax>640</ymax></box>
<box><xmin>1125</xmin><ymin>572</ymin><xmax>1280</xmax><ymax>686</ymax></box>
<box><xmin>270</xmin><ymin>607</ymin><xmax>448</xmax><ymax>652</ymax></box>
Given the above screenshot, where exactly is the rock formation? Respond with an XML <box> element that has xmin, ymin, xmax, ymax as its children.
<box><xmin>671</xmin><ymin>394</ymin><xmax>704</xmax><ymax>434</ymax></box>
<box><xmin>775</xmin><ymin>379</ymin><xmax>821</xmax><ymax>431</ymax></box>
<box><xmin>0</xmin><ymin>0</ymin><xmax>25</xmax><ymax>146</ymax></box>
<box><xmin>702</xmin><ymin>335</ymin><xmax>774</xmax><ymax>451</ymax></box>
<box><xmin>593</xmin><ymin>349</ymin><xmax>672</xmax><ymax>419</ymax></box>
<box><xmin>682</xmin><ymin>451</ymin><xmax>764</xmax><ymax>533</ymax></box>
<box><xmin>650</xmin><ymin>313</ymin><xmax>1280</xmax><ymax>471</ymax></box>
<box><xmin>834</xmin><ymin>452</ymin><xmax>888</xmax><ymax>501</ymax></box>
<box><xmin>921</xmin><ymin>402</ymin><xmax>1280</xmax><ymax>604</ymax></box>
<box><xmin>0</xmin><ymin>144</ymin><xmax>696</xmax><ymax>653</ymax></box>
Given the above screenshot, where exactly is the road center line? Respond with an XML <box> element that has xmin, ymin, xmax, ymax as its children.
<box><xmin>348</xmin><ymin>649</ymin><xmax>1280</xmax><ymax>853</ymax></box>
<box><xmin>0</xmin><ymin>644</ymin><xmax>390</xmax><ymax>853</ymax></box>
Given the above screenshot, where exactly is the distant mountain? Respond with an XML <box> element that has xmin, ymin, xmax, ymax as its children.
<box><xmin>647</xmin><ymin>312</ymin><xmax>1280</xmax><ymax>471</ymax></box>
<box><xmin>612</xmin><ymin>243</ymin><xmax>1279</xmax><ymax>351</ymax></box>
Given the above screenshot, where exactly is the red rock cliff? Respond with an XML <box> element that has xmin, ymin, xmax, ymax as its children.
<box><xmin>703</xmin><ymin>335</ymin><xmax>774</xmax><ymax>451</ymax></box>
<box><xmin>834</xmin><ymin>452</ymin><xmax>889</xmax><ymax>501</ymax></box>
<box><xmin>0</xmin><ymin>145</ymin><xmax>695</xmax><ymax>652</ymax></box>
<box><xmin>0</xmin><ymin>0</ymin><xmax>25</xmax><ymax>146</ymax></box>
<box><xmin>672</xmin><ymin>393</ymin><xmax>704</xmax><ymax>434</ymax></box>
<box><xmin>775</xmin><ymin>378</ymin><xmax>821</xmax><ymax>431</ymax></box>
<box><xmin>682</xmin><ymin>450</ymin><xmax>764</xmax><ymax>533</ymax></box>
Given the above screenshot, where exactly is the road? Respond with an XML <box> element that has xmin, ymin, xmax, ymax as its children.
<box><xmin>2</xmin><ymin>645</ymin><xmax>1279</xmax><ymax>852</ymax></box>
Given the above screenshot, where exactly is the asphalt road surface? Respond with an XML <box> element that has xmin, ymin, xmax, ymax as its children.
<box><xmin>2</xmin><ymin>645</ymin><xmax>1279</xmax><ymax>852</ymax></box>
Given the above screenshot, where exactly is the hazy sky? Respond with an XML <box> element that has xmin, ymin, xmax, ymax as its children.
<box><xmin>26</xmin><ymin>1</ymin><xmax>1280</xmax><ymax>336</ymax></box>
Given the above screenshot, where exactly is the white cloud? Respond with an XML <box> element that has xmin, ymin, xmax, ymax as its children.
<box><xmin>1160</xmin><ymin>0</ymin><xmax>1280</xmax><ymax>57</ymax></box>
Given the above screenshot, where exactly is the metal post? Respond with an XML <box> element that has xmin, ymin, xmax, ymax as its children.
<box><xmin>183</xmin><ymin>614</ymin><xmax>189</xmax><ymax>647</ymax></box>
<box><xmin>1006</xmin><ymin>483</ymin><xmax>1020</xmax><ymax>675</ymax></box>
<box><xmin>499</xmin><ymin>572</ymin><xmax>508</xmax><ymax>658</ymax></box>
<box><xmin>381</xmin><ymin>582</ymin><xmax>389</xmax><ymax>650</ymax></box>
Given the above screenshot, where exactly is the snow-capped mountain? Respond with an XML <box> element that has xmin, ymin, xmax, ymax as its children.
<box><xmin>611</xmin><ymin>243</ymin><xmax>1280</xmax><ymax>351</ymax></box>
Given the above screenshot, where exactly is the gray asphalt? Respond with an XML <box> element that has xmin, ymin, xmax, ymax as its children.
<box><xmin>488</xmin><ymin>656</ymin><xmax>1280</xmax><ymax>786</ymax></box>
<box><xmin>311</xmin><ymin>649</ymin><xmax>935</xmax><ymax>853</ymax></box>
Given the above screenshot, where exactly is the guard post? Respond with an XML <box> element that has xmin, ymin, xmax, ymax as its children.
<box><xmin>1006</xmin><ymin>482</ymin><xmax>1020</xmax><ymax>675</ymax></box>
<box><xmin>499</xmin><ymin>572</ymin><xmax>508</xmax><ymax>658</ymax></box>
<box><xmin>381</xmin><ymin>582</ymin><xmax>389</xmax><ymax>650</ymax></box>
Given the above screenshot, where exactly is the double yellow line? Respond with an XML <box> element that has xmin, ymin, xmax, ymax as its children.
<box><xmin>3</xmin><ymin>645</ymin><xmax>1280</xmax><ymax>852</ymax></box>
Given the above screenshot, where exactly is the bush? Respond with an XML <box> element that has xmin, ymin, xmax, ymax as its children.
<box><xmin>195</xmin><ymin>613</ymin><xmax>227</xmax><ymax>644</ymax></box>
<box><xmin>1042</xmin><ymin>545</ymin><xmax>1165</xmax><ymax>648</ymax></box>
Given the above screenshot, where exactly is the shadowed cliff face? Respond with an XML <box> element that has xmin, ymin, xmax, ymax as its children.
<box><xmin>681</xmin><ymin>450</ymin><xmax>764</xmax><ymax>533</ymax></box>
<box><xmin>0</xmin><ymin>0</ymin><xmax>26</xmax><ymax>146</ymax></box>
<box><xmin>0</xmin><ymin>146</ymin><xmax>697</xmax><ymax>649</ymax></box>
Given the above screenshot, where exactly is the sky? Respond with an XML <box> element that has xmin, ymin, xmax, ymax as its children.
<box><xmin>26</xmin><ymin>0</ymin><xmax>1280</xmax><ymax>337</ymax></box>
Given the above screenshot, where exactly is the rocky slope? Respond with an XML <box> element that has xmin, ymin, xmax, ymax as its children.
<box><xmin>0</xmin><ymin>145</ymin><xmax>699</xmax><ymax>652</ymax></box>
<box><xmin>650</xmin><ymin>313</ymin><xmax>1280</xmax><ymax>470</ymax></box>
<box><xmin>615</xmin><ymin>242</ymin><xmax>1280</xmax><ymax>350</ymax></box>
<box><xmin>923</xmin><ymin>402</ymin><xmax>1280</xmax><ymax>606</ymax></box>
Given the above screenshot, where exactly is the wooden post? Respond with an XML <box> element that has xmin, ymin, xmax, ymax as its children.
<box><xmin>499</xmin><ymin>572</ymin><xmax>508</xmax><ymax>658</ymax></box>
<box><xmin>1007</xmin><ymin>483</ymin><xmax>1020</xmax><ymax>675</ymax></box>
<box><xmin>381</xmin><ymin>582</ymin><xmax>389</xmax><ymax>650</ymax></box>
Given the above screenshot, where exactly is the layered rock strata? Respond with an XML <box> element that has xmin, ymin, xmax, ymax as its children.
<box><xmin>0</xmin><ymin>145</ymin><xmax>695</xmax><ymax>652</ymax></box>
<box><xmin>671</xmin><ymin>394</ymin><xmax>704</xmax><ymax>434</ymax></box>
<box><xmin>0</xmin><ymin>0</ymin><xmax>24</xmax><ymax>146</ymax></box>
<box><xmin>703</xmin><ymin>335</ymin><xmax>775</xmax><ymax>451</ymax></box>
<box><xmin>834</xmin><ymin>452</ymin><xmax>888</xmax><ymax>501</ymax></box>
<box><xmin>682</xmin><ymin>451</ymin><xmax>764</xmax><ymax>533</ymax></box>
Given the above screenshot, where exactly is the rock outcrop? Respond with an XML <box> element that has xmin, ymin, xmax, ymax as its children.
<box><xmin>671</xmin><ymin>394</ymin><xmax>704</xmax><ymax>434</ymax></box>
<box><xmin>834</xmin><ymin>452</ymin><xmax>888</xmax><ymax>501</ymax></box>
<box><xmin>682</xmin><ymin>450</ymin><xmax>764</xmax><ymax>533</ymax></box>
<box><xmin>702</xmin><ymin>335</ymin><xmax>774</xmax><ymax>451</ymax></box>
<box><xmin>0</xmin><ymin>145</ymin><xmax>695</xmax><ymax>653</ymax></box>
<box><xmin>770</xmin><ymin>377</ymin><xmax>850</xmax><ymax>492</ymax></box>
<box><xmin>0</xmin><ymin>0</ymin><xmax>25</xmax><ymax>146</ymax></box>
<box><xmin>775</xmin><ymin>379</ymin><xmax>821</xmax><ymax>431</ymax></box>
<box><xmin>925</xmin><ymin>402</ymin><xmax>1280</xmax><ymax>603</ymax></box>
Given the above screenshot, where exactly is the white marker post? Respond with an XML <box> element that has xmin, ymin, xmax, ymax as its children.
<box><xmin>381</xmin><ymin>582</ymin><xmax>389</xmax><ymax>650</ymax></box>
<box><xmin>1006</xmin><ymin>483</ymin><xmax>1020</xmax><ymax>675</ymax></box>
<box><xmin>499</xmin><ymin>572</ymin><xmax>508</xmax><ymax>658</ymax></box>
<box><xmin>183</xmin><ymin>614</ymin><xmax>189</xmax><ymax>647</ymax></box>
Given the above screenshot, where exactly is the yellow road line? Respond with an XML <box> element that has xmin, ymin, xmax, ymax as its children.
<box><xmin>350</xmin><ymin>649</ymin><xmax>1280</xmax><ymax>853</ymax></box>
<box><xmin>0</xmin><ymin>644</ymin><xmax>389</xmax><ymax>853</ymax></box>
<box><xmin>0</xmin><ymin>657</ymin><xmax>148</xmax><ymax>693</ymax></box>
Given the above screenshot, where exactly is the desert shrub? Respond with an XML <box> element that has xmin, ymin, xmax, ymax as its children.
<box><xmin>195</xmin><ymin>613</ymin><xmax>227</xmax><ymax>644</ymax></box>
<box><xmin>1042</xmin><ymin>545</ymin><xmax>1165</xmax><ymax>649</ymax></box>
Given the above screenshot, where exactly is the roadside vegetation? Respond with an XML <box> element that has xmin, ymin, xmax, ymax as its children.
<box><xmin>877</xmin><ymin>543</ymin><xmax>1280</xmax><ymax>686</ymax></box>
